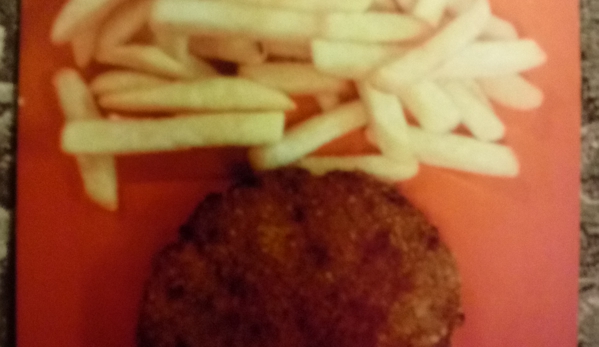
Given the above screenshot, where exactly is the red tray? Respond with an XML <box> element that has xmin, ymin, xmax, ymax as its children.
<box><xmin>16</xmin><ymin>0</ymin><xmax>581</xmax><ymax>346</ymax></box>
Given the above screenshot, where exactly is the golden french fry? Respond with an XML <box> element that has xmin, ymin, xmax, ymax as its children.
<box><xmin>407</xmin><ymin>126</ymin><xmax>519</xmax><ymax>176</ymax></box>
<box><xmin>480</xmin><ymin>15</ymin><xmax>518</xmax><ymax>40</ymax></box>
<box><xmin>249</xmin><ymin>101</ymin><xmax>368</xmax><ymax>170</ymax></box>
<box><xmin>372</xmin><ymin>0</ymin><xmax>490</xmax><ymax>89</ymax></box>
<box><xmin>152</xmin><ymin>0</ymin><xmax>427</xmax><ymax>43</ymax></box>
<box><xmin>369</xmin><ymin>0</ymin><xmax>399</xmax><ymax>11</ymax></box>
<box><xmin>206</xmin><ymin>0</ymin><xmax>374</xmax><ymax>12</ymax></box>
<box><xmin>62</xmin><ymin>112</ymin><xmax>286</xmax><ymax>154</ymax></box>
<box><xmin>358</xmin><ymin>82</ymin><xmax>415</xmax><ymax>163</ymax></box>
<box><xmin>90</xmin><ymin>70</ymin><xmax>171</xmax><ymax>94</ymax></box>
<box><xmin>322</xmin><ymin>13</ymin><xmax>430</xmax><ymax>42</ymax></box>
<box><xmin>442</xmin><ymin>80</ymin><xmax>505</xmax><ymax>141</ymax></box>
<box><xmin>51</xmin><ymin>0</ymin><xmax>125</xmax><ymax>44</ymax></box>
<box><xmin>97</xmin><ymin>0</ymin><xmax>151</xmax><ymax>51</ymax></box>
<box><xmin>71</xmin><ymin>23</ymin><xmax>100</xmax><ymax>68</ymax></box>
<box><xmin>397</xmin><ymin>80</ymin><xmax>461</xmax><ymax>133</ymax></box>
<box><xmin>99</xmin><ymin>78</ymin><xmax>295</xmax><ymax>112</ymax></box>
<box><xmin>239</xmin><ymin>63</ymin><xmax>352</xmax><ymax>95</ymax></box>
<box><xmin>315</xmin><ymin>93</ymin><xmax>341</xmax><ymax>111</ymax></box>
<box><xmin>96</xmin><ymin>44</ymin><xmax>198</xmax><ymax>79</ymax></box>
<box><xmin>434</xmin><ymin>39</ymin><xmax>546</xmax><ymax>78</ymax></box>
<box><xmin>312</xmin><ymin>40</ymin><xmax>405</xmax><ymax>79</ymax></box>
<box><xmin>53</xmin><ymin>68</ymin><xmax>118</xmax><ymax>211</ymax></box>
<box><xmin>262</xmin><ymin>40</ymin><xmax>312</xmax><ymax>61</ymax></box>
<box><xmin>296</xmin><ymin>155</ymin><xmax>418</xmax><ymax>182</ymax></box>
<box><xmin>190</xmin><ymin>37</ymin><xmax>266</xmax><ymax>65</ymax></box>
<box><xmin>411</xmin><ymin>0</ymin><xmax>448</xmax><ymax>27</ymax></box>
<box><xmin>478</xmin><ymin>75</ymin><xmax>544</xmax><ymax>110</ymax></box>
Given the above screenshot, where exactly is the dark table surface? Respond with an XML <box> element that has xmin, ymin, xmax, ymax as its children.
<box><xmin>1</xmin><ymin>0</ymin><xmax>597</xmax><ymax>346</ymax></box>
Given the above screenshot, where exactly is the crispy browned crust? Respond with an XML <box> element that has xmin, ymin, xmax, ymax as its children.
<box><xmin>138</xmin><ymin>169</ymin><xmax>463</xmax><ymax>347</ymax></box>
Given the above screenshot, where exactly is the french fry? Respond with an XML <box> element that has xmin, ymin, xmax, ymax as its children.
<box><xmin>312</xmin><ymin>40</ymin><xmax>405</xmax><ymax>79</ymax></box>
<box><xmin>478</xmin><ymin>75</ymin><xmax>544</xmax><ymax>110</ymax></box>
<box><xmin>96</xmin><ymin>44</ymin><xmax>213</xmax><ymax>79</ymax></box>
<box><xmin>152</xmin><ymin>0</ymin><xmax>319</xmax><ymax>42</ymax></box>
<box><xmin>315</xmin><ymin>94</ymin><xmax>341</xmax><ymax>111</ymax></box>
<box><xmin>434</xmin><ymin>39</ymin><xmax>546</xmax><ymax>78</ymax></box>
<box><xmin>208</xmin><ymin>0</ymin><xmax>374</xmax><ymax>12</ymax></box>
<box><xmin>407</xmin><ymin>126</ymin><xmax>519</xmax><ymax>176</ymax></box>
<box><xmin>71</xmin><ymin>23</ymin><xmax>100</xmax><ymax>68</ymax></box>
<box><xmin>152</xmin><ymin>0</ymin><xmax>428</xmax><ymax>43</ymax></box>
<box><xmin>249</xmin><ymin>101</ymin><xmax>368</xmax><ymax>170</ymax></box>
<box><xmin>98</xmin><ymin>78</ymin><xmax>296</xmax><ymax>112</ymax></box>
<box><xmin>90</xmin><ymin>70</ymin><xmax>171</xmax><ymax>94</ymax></box>
<box><xmin>369</xmin><ymin>0</ymin><xmax>399</xmax><ymax>12</ymax></box>
<box><xmin>239</xmin><ymin>63</ymin><xmax>352</xmax><ymax>95</ymax></box>
<box><xmin>190</xmin><ymin>37</ymin><xmax>266</xmax><ymax>65</ymax></box>
<box><xmin>480</xmin><ymin>15</ymin><xmax>518</xmax><ymax>40</ymax></box>
<box><xmin>296</xmin><ymin>155</ymin><xmax>418</xmax><ymax>182</ymax></box>
<box><xmin>411</xmin><ymin>0</ymin><xmax>448</xmax><ymax>27</ymax></box>
<box><xmin>263</xmin><ymin>40</ymin><xmax>312</xmax><ymax>61</ymax></box>
<box><xmin>62</xmin><ymin>112</ymin><xmax>286</xmax><ymax>154</ymax></box>
<box><xmin>442</xmin><ymin>80</ymin><xmax>504</xmax><ymax>141</ymax></box>
<box><xmin>51</xmin><ymin>0</ymin><xmax>126</xmax><ymax>44</ymax></box>
<box><xmin>397</xmin><ymin>80</ymin><xmax>461</xmax><ymax>133</ymax></box>
<box><xmin>313</xmin><ymin>39</ymin><xmax>544</xmax><ymax>81</ymax></box>
<box><xmin>372</xmin><ymin>0</ymin><xmax>490</xmax><ymax>89</ymax></box>
<box><xmin>53</xmin><ymin>68</ymin><xmax>118</xmax><ymax>211</ymax></box>
<box><xmin>97</xmin><ymin>0</ymin><xmax>151</xmax><ymax>51</ymax></box>
<box><xmin>321</xmin><ymin>13</ymin><xmax>430</xmax><ymax>42</ymax></box>
<box><xmin>358</xmin><ymin>83</ymin><xmax>415</xmax><ymax>163</ymax></box>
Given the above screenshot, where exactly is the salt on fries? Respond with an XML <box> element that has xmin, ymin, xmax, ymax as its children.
<box><xmin>53</xmin><ymin>68</ymin><xmax>118</xmax><ymax>211</ymax></box>
<box><xmin>50</xmin><ymin>0</ymin><xmax>546</xmax><ymax>210</ymax></box>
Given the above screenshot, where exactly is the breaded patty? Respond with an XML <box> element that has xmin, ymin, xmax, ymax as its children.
<box><xmin>137</xmin><ymin>169</ymin><xmax>463</xmax><ymax>347</ymax></box>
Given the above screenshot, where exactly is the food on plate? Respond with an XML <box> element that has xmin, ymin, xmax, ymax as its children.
<box><xmin>137</xmin><ymin>169</ymin><xmax>463</xmax><ymax>347</ymax></box>
<box><xmin>49</xmin><ymin>0</ymin><xmax>547</xmax><ymax>210</ymax></box>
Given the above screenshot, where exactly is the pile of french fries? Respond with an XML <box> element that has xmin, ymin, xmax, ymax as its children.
<box><xmin>50</xmin><ymin>0</ymin><xmax>546</xmax><ymax>210</ymax></box>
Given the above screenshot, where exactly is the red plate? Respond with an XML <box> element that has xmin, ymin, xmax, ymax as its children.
<box><xmin>16</xmin><ymin>1</ymin><xmax>581</xmax><ymax>346</ymax></box>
